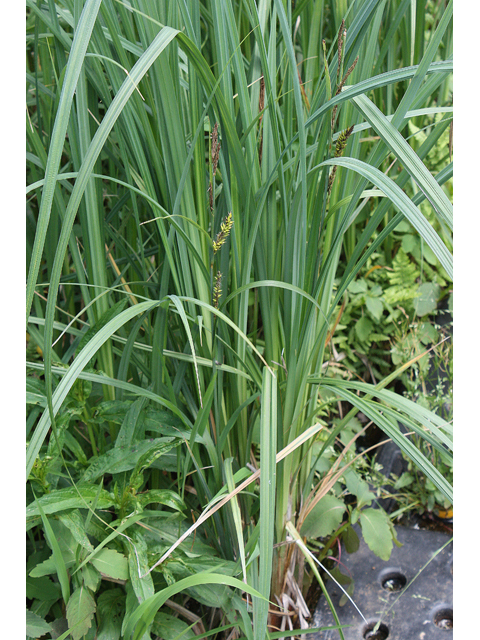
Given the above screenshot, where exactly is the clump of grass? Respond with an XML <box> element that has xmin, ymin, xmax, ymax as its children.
<box><xmin>27</xmin><ymin>1</ymin><xmax>452</xmax><ymax>637</ymax></box>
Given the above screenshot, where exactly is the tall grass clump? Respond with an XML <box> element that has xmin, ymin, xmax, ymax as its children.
<box><xmin>27</xmin><ymin>1</ymin><xmax>452</xmax><ymax>638</ymax></box>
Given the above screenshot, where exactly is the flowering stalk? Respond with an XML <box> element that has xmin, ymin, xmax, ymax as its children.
<box><xmin>213</xmin><ymin>212</ymin><xmax>233</xmax><ymax>255</ymax></box>
<box><xmin>327</xmin><ymin>125</ymin><xmax>354</xmax><ymax>195</ymax></box>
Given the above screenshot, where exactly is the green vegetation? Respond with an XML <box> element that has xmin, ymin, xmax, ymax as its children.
<box><xmin>26</xmin><ymin>1</ymin><xmax>452</xmax><ymax>638</ymax></box>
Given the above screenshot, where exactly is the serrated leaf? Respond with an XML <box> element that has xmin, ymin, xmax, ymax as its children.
<box><xmin>66</xmin><ymin>586</ymin><xmax>96</xmax><ymax>640</ymax></box>
<box><xmin>59</xmin><ymin>511</ymin><xmax>94</xmax><ymax>552</ymax></box>
<box><xmin>355</xmin><ymin>315</ymin><xmax>373</xmax><ymax>342</ymax></box>
<box><xmin>348</xmin><ymin>279</ymin><xmax>368</xmax><ymax>294</ymax></box>
<box><xmin>359</xmin><ymin>508</ymin><xmax>393</xmax><ymax>561</ymax></box>
<box><xmin>137</xmin><ymin>489</ymin><xmax>185</xmax><ymax>512</ymax></box>
<box><xmin>127</xmin><ymin>533</ymin><xmax>154</xmax><ymax>604</ymax></box>
<box><xmin>301</xmin><ymin>495</ymin><xmax>346</xmax><ymax>539</ymax></box>
<box><xmin>33</xmin><ymin>501</ymin><xmax>70</xmax><ymax>603</ymax></box>
<box><xmin>151</xmin><ymin>613</ymin><xmax>196</xmax><ymax>639</ymax></box>
<box><xmin>81</xmin><ymin>562</ymin><xmax>101</xmax><ymax>592</ymax></box>
<box><xmin>29</xmin><ymin>554</ymin><xmax>75</xmax><ymax>578</ymax></box>
<box><xmin>94</xmin><ymin>400</ymin><xmax>133</xmax><ymax>424</ymax></box>
<box><xmin>401</xmin><ymin>233</ymin><xmax>418</xmax><ymax>254</ymax></box>
<box><xmin>343</xmin><ymin>468</ymin><xmax>375</xmax><ymax>509</ymax></box>
<box><xmin>26</xmin><ymin>609</ymin><xmax>52</xmax><ymax>638</ymax></box>
<box><xmin>26</xmin><ymin>575</ymin><xmax>61</xmax><ymax>601</ymax></box>
<box><xmin>132</xmin><ymin>439</ymin><xmax>178</xmax><ymax>476</ymax></box>
<box><xmin>413</xmin><ymin>282</ymin><xmax>441</xmax><ymax>316</ymax></box>
<box><xmin>81</xmin><ymin>438</ymin><xmax>175</xmax><ymax>482</ymax></box>
<box><xmin>96</xmin><ymin>588</ymin><xmax>125</xmax><ymax>640</ymax></box>
<box><xmin>342</xmin><ymin>525</ymin><xmax>360</xmax><ymax>554</ymax></box>
<box><xmin>365</xmin><ymin>295</ymin><xmax>383</xmax><ymax>321</ymax></box>
<box><xmin>26</xmin><ymin>486</ymin><xmax>114</xmax><ymax>518</ymax></box>
<box><xmin>97</xmin><ymin>614</ymin><xmax>122</xmax><ymax>640</ymax></box>
<box><xmin>90</xmin><ymin>548</ymin><xmax>129</xmax><ymax>580</ymax></box>
<box><xmin>97</xmin><ymin>587</ymin><xmax>125</xmax><ymax>610</ymax></box>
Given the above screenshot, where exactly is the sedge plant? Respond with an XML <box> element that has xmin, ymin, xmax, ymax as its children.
<box><xmin>27</xmin><ymin>1</ymin><xmax>452</xmax><ymax>638</ymax></box>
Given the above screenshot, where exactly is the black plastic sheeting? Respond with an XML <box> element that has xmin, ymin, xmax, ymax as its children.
<box><xmin>311</xmin><ymin>524</ymin><xmax>452</xmax><ymax>639</ymax></box>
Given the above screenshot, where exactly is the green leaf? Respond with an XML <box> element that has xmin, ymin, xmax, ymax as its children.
<box><xmin>90</xmin><ymin>548</ymin><xmax>129</xmax><ymax>581</ymax></box>
<box><xmin>151</xmin><ymin>613</ymin><xmax>196</xmax><ymax>639</ymax></box>
<box><xmin>320</xmin><ymin>157</ymin><xmax>453</xmax><ymax>279</ymax></box>
<box><xmin>365</xmin><ymin>295</ymin><xmax>384</xmax><ymax>322</ymax></box>
<box><xmin>136</xmin><ymin>489</ymin><xmax>185</xmax><ymax>512</ymax></box>
<box><xmin>94</xmin><ymin>400</ymin><xmax>134</xmax><ymax>424</ymax></box>
<box><xmin>401</xmin><ymin>233</ymin><xmax>418</xmax><ymax>254</ymax></box>
<box><xmin>96</xmin><ymin>588</ymin><xmax>125</xmax><ymax>640</ymax></box>
<box><xmin>26</xmin><ymin>609</ymin><xmax>52</xmax><ymax>639</ymax></box>
<box><xmin>127</xmin><ymin>533</ymin><xmax>154</xmax><ymax>604</ymax></box>
<box><xmin>131</xmin><ymin>439</ymin><xmax>179</xmax><ymax>480</ymax></box>
<box><xmin>81</xmin><ymin>438</ymin><xmax>175</xmax><ymax>482</ymax></box>
<box><xmin>355</xmin><ymin>316</ymin><xmax>373</xmax><ymax>342</ymax></box>
<box><xmin>97</xmin><ymin>615</ymin><xmax>122</xmax><ymax>640</ymax></box>
<box><xmin>26</xmin><ymin>575</ymin><xmax>61</xmax><ymax>602</ymax></box>
<box><xmin>343</xmin><ymin>468</ymin><xmax>375</xmax><ymax>509</ymax></box>
<box><xmin>115</xmin><ymin>397</ymin><xmax>147</xmax><ymax>449</ymax></box>
<box><xmin>59</xmin><ymin>511</ymin><xmax>94</xmax><ymax>552</ymax></box>
<box><xmin>124</xmin><ymin>573</ymin><xmax>265</xmax><ymax>640</ymax></box>
<box><xmin>66</xmin><ymin>586</ymin><xmax>96</xmax><ymax>640</ymax></box>
<box><xmin>25</xmin><ymin>0</ymin><xmax>103</xmax><ymax>320</ymax></box>
<box><xmin>77</xmin><ymin>299</ymin><xmax>128</xmax><ymax>354</ymax></box>
<box><xmin>26</xmin><ymin>486</ymin><xmax>114</xmax><ymax>518</ymax></box>
<box><xmin>81</xmin><ymin>562</ymin><xmax>101</xmax><ymax>593</ymax></box>
<box><xmin>413</xmin><ymin>282</ymin><xmax>441</xmax><ymax>316</ymax></box>
<box><xmin>33</xmin><ymin>498</ymin><xmax>70</xmax><ymax>604</ymax></box>
<box><xmin>301</xmin><ymin>495</ymin><xmax>346</xmax><ymax>539</ymax></box>
<box><xmin>342</xmin><ymin>525</ymin><xmax>360</xmax><ymax>554</ymax></box>
<box><xmin>359</xmin><ymin>508</ymin><xmax>393</xmax><ymax>561</ymax></box>
<box><xmin>348</xmin><ymin>279</ymin><xmax>368</xmax><ymax>294</ymax></box>
<box><xmin>352</xmin><ymin>93</ymin><xmax>453</xmax><ymax>231</ymax></box>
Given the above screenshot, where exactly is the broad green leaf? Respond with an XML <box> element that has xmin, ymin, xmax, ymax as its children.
<box><xmin>90</xmin><ymin>548</ymin><xmax>129</xmax><ymax>581</ymax></box>
<box><xmin>413</xmin><ymin>282</ymin><xmax>441</xmax><ymax>316</ymax></box>
<box><xmin>152</xmin><ymin>613</ymin><xmax>196</xmax><ymax>639</ymax></box>
<box><xmin>355</xmin><ymin>316</ymin><xmax>373</xmax><ymax>342</ymax></box>
<box><xmin>97</xmin><ymin>615</ymin><xmax>122</xmax><ymax>640</ymax></box>
<box><xmin>96</xmin><ymin>588</ymin><xmax>125</xmax><ymax>640</ymax></box>
<box><xmin>66</xmin><ymin>586</ymin><xmax>96</xmax><ymax>640</ymax></box>
<box><xmin>136</xmin><ymin>489</ymin><xmax>185</xmax><ymax>512</ymax></box>
<box><xmin>359</xmin><ymin>508</ymin><xmax>393</xmax><ymax>561</ymax></box>
<box><xmin>26</xmin><ymin>486</ymin><xmax>114</xmax><ymax>518</ymax></box>
<box><xmin>301</xmin><ymin>495</ymin><xmax>346</xmax><ymax>539</ymax></box>
<box><xmin>343</xmin><ymin>468</ymin><xmax>375</xmax><ymax>509</ymax></box>
<box><xmin>26</xmin><ymin>575</ymin><xmax>61</xmax><ymax>602</ymax></box>
<box><xmin>365</xmin><ymin>296</ymin><xmax>383</xmax><ymax>321</ymax></box>
<box><xmin>33</xmin><ymin>498</ymin><xmax>70</xmax><ymax>604</ymax></box>
<box><xmin>127</xmin><ymin>534</ymin><xmax>154</xmax><ymax>604</ymax></box>
<box><xmin>343</xmin><ymin>526</ymin><xmax>360</xmax><ymax>554</ymax></box>
<box><xmin>81</xmin><ymin>562</ymin><xmax>101</xmax><ymax>593</ymax></box>
<box><xmin>59</xmin><ymin>511</ymin><xmax>94</xmax><ymax>552</ymax></box>
<box><xmin>81</xmin><ymin>437</ymin><xmax>176</xmax><ymax>482</ymax></box>
<box><xmin>26</xmin><ymin>301</ymin><xmax>160</xmax><ymax>480</ymax></box>
<box><xmin>26</xmin><ymin>609</ymin><xmax>52</xmax><ymax>639</ymax></box>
